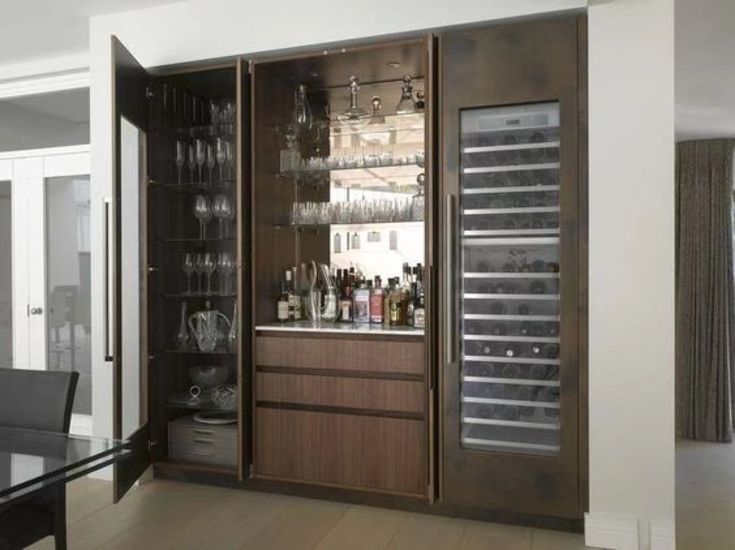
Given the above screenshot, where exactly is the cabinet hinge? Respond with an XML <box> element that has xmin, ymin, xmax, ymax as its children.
<box><xmin>145</xmin><ymin>86</ymin><xmax>155</xmax><ymax>100</ymax></box>
<box><xmin>147</xmin><ymin>440</ymin><xmax>158</xmax><ymax>451</ymax></box>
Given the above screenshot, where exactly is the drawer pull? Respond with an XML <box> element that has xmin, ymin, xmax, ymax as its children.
<box><xmin>192</xmin><ymin>429</ymin><xmax>214</xmax><ymax>435</ymax></box>
<box><xmin>193</xmin><ymin>438</ymin><xmax>215</xmax><ymax>444</ymax></box>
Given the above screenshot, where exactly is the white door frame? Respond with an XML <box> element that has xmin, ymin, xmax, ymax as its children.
<box><xmin>1</xmin><ymin>144</ymin><xmax>92</xmax><ymax>435</ymax></box>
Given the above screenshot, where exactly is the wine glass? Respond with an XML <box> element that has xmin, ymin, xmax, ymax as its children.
<box><xmin>194</xmin><ymin>253</ymin><xmax>205</xmax><ymax>294</ymax></box>
<box><xmin>193</xmin><ymin>195</ymin><xmax>212</xmax><ymax>240</ymax></box>
<box><xmin>218</xmin><ymin>252</ymin><xmax>235</xmax><ymax>294</ymax></box>
<box><xmin>206</xmin><ymin>141</ymin><xmax>216</xmax><ymax>187</ymax></box>
<box><xmin>216</xmin><ymin>137</ymin><xmax>226</xmax><ymax>183</ymax></box>
<box><xmin>224</xmin><ymin>139</ymin><xmax>234</xmax><ymax>183</ymax></box>
<box><xmin>175</xmin><ymin>139</ymin><xmax>186</xmax><ymax>186</ymax></box>
<box><xmin>212</xmin><ymin>194</ymin><xmax>227</xmax><ymax>238</ymax></box>
<box><xmin>182</xmin><ymin>252</ymin><xmax>195</xmax><ymax>294</ymax></box>
<box><xmin>202</xmin><ymin>252</ymin><xmax>216</xmax><ymax>295</ymax></box>
<box><xmin>187</xmin><ymin>143</ymin><xmax>196</xmax><ymax>183</ymax></box>
<box><xmin>195</xmin><ymin>138</ymin><xmax>206</xmax><ymax>184</ymax></box>
<box><xmin>220</xmin><ymin>195</ymin><xmax>234</xmax><ymax>237</ymax></box>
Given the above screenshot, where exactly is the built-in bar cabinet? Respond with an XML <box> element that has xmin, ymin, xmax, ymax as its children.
<box><xmin>110</xmin><ymin>12</ymin><xmax>586</xmax><ymax>528</ymax></box>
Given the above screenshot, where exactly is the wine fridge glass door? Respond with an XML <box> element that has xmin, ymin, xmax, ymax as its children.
<box><xmin>459</xmin><ymin>101</ymin><xmax>562</xmax><ymax>457</ymax></box>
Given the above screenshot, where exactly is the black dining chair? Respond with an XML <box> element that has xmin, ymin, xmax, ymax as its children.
<box><xmin>0</xmin><ymin>368</ymin><xmax>79</xmax><ymax>550</ymax></box>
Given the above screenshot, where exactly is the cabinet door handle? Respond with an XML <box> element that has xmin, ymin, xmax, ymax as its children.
<box><xmin>193</xmin><ymin>438</ymin><xmax>215</xmax><ymax>444</ymax></box>
<box><xmin>104</xmin><ymin>198</ymin><xmax>113</xmax><ymax>362</ymax></box>
<box><xmin>192</xmin><ymin>429</ymin><xmax>214</xmax><ymax>435</ymax></box>
<box><xmin>446</xmin><ymin>195</ymin><xmax>457</xmax><ymax>364</ymax></box>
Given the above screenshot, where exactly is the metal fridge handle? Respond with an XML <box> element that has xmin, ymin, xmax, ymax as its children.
<box><xmin>104</xmin><ymin>198</ymin><xmax>113</xmax><ymax>362</ymax></box>
<box><xmin>446</xmin><ymin>194</ymin><xmax>456</xmax><ymax>365</ymax></box>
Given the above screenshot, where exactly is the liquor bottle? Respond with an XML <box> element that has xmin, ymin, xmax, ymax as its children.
<box><xmin>338</xmin><ymin>269</ymin><xmax>353</xmax><ymax>323</ymax></box>
<box><xmin>383</xmin><ymin>278</ymin><xmax>392</xmax><ymax>325</ymax></box>
<box><xmin>406</xmin><ymin>281</ymin><xmax>417</xmax><ymax>327</ymax></box>
<box><xmin>353</xmin><ymin>280</ymin><xmax>370</xmax><ymax>323</ymax></box>
<box><xmin>370</xmin><ymin>276</ymin><xmax>384</xmax><ymax>324</ymax></box>
<box><xmin>389</xmin><ymin>279</ymin><xmax>404</xmax><ymax>326</ymax></box>
<box><xmin>277</xmin><ymin>272</ymin><xmax>290</xmax><ymax>322</ymax></box>
<box><xmin>284</xmin><ymin>269</ymin><xmax>297</xmax><ymax>320</ymax></box>
<box><xmin>413</xmin><ymin>281</ymin><xmax>426</xmax><ymax>329</ymax></box>
<box><xmin>298</xmin><ymin>262</ymin><xmax>309</xmax><ymax>319</ymax></box>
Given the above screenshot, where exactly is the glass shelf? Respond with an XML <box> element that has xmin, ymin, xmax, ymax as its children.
<box><xmin>272</xmin><ymin>111</ymin><xmax>425</xmax><ymax>137</ymax></box>
<box><xmin>278</xmin><ymin>220</ymin><xmax>423</xmax><ymax>231</ymax></box>
<box><xmin>280</xmin><ymin>162</ymin><xmax>423</xmax><ymax>182</ymax></box>
<box><xmin>155</xmin><ymin>293</ymin><xmax>236</xmax><ymax>299</ymax></box>
<box><xmin>156</xmin><ymin>237</ymin><xmax>236</xmax><ymax>244</ymax></box>
<box><xmin>151</xmin><ymin>181</ymin><xmax>236</xmax><ymax>193</ymax></box>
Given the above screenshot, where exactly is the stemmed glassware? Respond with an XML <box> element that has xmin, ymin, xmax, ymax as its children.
<box><xmin>212</xmin><ymin>194</ymin><xmax>233</xmax><ymax>238</ymax></box>
<box><xmin>216</xmin><ymin>138</ymin><xmax>227</xmax><ymax>183</ymax></box>
<box><xmin>194</xmin><ymin>254</ymin><xmax>205</xmax><ymax>294</ymax></box>
<box><xmin>206</xmin><ymin>141</ymin><xmax>216</xmax><ymax>187</ymax></box>
<box><xmin>175</xmin><ymin>139</ymin><xmax>186</xmax><ymax>186</ymax></box>
<box><xmin>187</xmin><ymin>143</ymin><xmax>197</xmax><ymax>183</ymax></box>
<box><xmin>294</xmin><ymin>84</ymin><xmax>313</xmax><ymax>133</ymax></box>
<box><xmin>195</xmin><ymin>138</ymin><xmax>206</xmax><ymax>184</ymax></box>
<box><xmin>218</xmin><ymin>252</ymin><xmax>235</xmax><ymax>294</ymax></box>
<box><xmin>193</xmin><ymin>195</ymin><xmax>212</xmax><ymax>239</ymax></box>
<box><xmin>182</xmin><ymin>252</ymin><xmax>195</xmax><ymax>294</ymax></box>
<box><xmin>202</xmin><ymin>253</ymin><xmax>216</xmax><ymax>295</ymax></box>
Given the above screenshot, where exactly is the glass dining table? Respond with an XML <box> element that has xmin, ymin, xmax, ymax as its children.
<box><xmin>0</xmin><ymin>425</ymin><xmax>127</xmax><ymax>511</ymax></box>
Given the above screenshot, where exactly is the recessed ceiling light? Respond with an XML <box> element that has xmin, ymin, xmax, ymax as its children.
<box><xmin>387</xmin><ymin>61</ymin><xmax>401</xmax><ymax>68</ymax></box>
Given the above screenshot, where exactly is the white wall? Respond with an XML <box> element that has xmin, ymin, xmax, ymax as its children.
<box><xmin>587</xmin><ymin>1</ymin><xmax>675</xmax><ymax>549</ymax></box>
<box><xmin>89</xmin><ymin>2</ymin><xmax>676</xmax><ymax>548</ymax></box>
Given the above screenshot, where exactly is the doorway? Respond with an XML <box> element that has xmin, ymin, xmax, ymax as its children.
<box><xmin>0</xmin><ymin>145</ymin><xmax>92</xmax><ymax>435</ymax></box>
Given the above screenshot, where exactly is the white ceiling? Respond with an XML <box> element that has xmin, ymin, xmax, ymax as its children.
<box><xmin>0</xmin><ymin>0</ymin><xmax>178</xmax><ymax>66</ymax></box>
<box><xmin>0</xmin><ymin>0</ymin><xmax>732</xmax><ymax>140</ymax></box>
<box><xmin>676</xmin><ymin>0</ymin><xmax>735</xmax><ymax>140</ymax></box>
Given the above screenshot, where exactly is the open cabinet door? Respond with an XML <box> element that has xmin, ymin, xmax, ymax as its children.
<box><xmin>111</xmin><ymin>36</ymin><xmax>151</xmax><ymax>502</ymax></box>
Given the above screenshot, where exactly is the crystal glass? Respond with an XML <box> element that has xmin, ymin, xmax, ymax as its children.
<box><xmin>188</xmin><ymin>306</ymin><xmax>230</xmax><ymax>352</ymax></box>
<box><xmin>195</xmin><ymin>138</ymin><xmax>206</xmax><ymax>184</ymax></box>
<box><xmin>209</xmin><ymin>100</ymin><xmax>221</xmax><ymax>132</ymax></box>
<box><xmin>294</xmin><ymin>84</ymin><xmax>313</xmax><ymax>132</ymax></box>
<box><xmin>175</xmin><ymin>139</ymin><xmax>186</xmax><ymax>186</ymax></box>
<box><xmin>216</xmin><ymin>137</ymin><xmax>227</xmax><ymax>183</ymax></box>
<box><xmin>193</xmin><ymin>194</ymin><xmax>212</xmax><ymax>240</ymax></box>
<box><xmin>182</xmin><ymin>252</ymin><xmax>195</xmax><ymax>294</ymax></box>
<box><xmin>212</xmin><ymin>194</ymin><xmax>229</xmax><ymax>238</ymax></box>
<box><xmin>175</xmin><ymin>301</ymin><xmax>189</xmax><ymax>350</ymax></box>
<box><xmin>218</xmin><ymin>252</ymin><xmax>235</xmax><ymax>294</ymax></box>
<box><xmin>206</xmin><ymin>141</ymin><xmax>216</xmax><ymax>186</ymax></box>
<box><xmin>194</xmin><ymin>253</ymin><xmax>205</xmax><ymax>294</ymax></box>
<box><xmin>187</xmin><ymin>143</ymin><xmax>197</xmax><ymax>183</ymax></box>
<box><xmin>202</xmin><ymin>252</ymin><xmax>216</xmax><ymax>295</ymax></box>
<box><xmin>396</xmin><ymin>75</ymin><xmax>417</xmax><ymax>115</ymax></box>
<box><xmin>336</xmin><ymin>76</ymin><xmax>370</xmax><ymax>129</ymax></box>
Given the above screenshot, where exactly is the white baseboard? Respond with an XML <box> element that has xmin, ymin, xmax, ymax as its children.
<box><xmin>650</xmin><ymin>520</ymin><xmax>675</xmax><ymax>550</ymax></box>
<box><xmin>585</xmin><ymin>513</ymin><xmax>639</xmax><ymax>550</ymax></box>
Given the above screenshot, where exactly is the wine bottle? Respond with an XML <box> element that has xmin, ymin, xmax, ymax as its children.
<box><xmin>490</xmin><ymin>302</ymin><xmax>507</xmax><ymax>315</ymax></box>
<box><xmin>490</xmin><ymin>323</ymin><xmax>507</xmax><ymax>336</ymax></box>
<box><xmin>531</xmin><ymin>343</ymin><xmax>544</xmax><ymax>356</ymax></box>
<box><xmin>545</xmin><ymin>344</ymin><xmax>560</xmax><ymax>359</ymax></box>
<box><xmin>520</xmin><ymin>321</ymin><xmax>533</xmax><ymax>336</ymax></box>
<box><xmin>504</xmin><ymin>344</ymin><xmax>520</xmax><ymax>357</ymax></box>
<box><xmin>530</xmin><ymin>281</ymin><xmax>547</xmax><ymax>294</ymax></box>
<box><xmin>517</xmin><ymin>303</ymin><xmax>531</xmax><ymax>315</ymax></box>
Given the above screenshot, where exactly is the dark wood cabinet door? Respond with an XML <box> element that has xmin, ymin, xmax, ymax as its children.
<box><xmin>111</xmin><ymin>36</ymin><xmax>151</xmax><ymax>503</ymax></box>
<box><xmin>440</xmin><ymin>16</ymin><xmax>586</xmax><ymax>519</ymax></box>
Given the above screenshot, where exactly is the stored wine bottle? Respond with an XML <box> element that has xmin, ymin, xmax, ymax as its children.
<box><xmin>531</xmin><ymin>343</ymin><xmax>544</xmax><ymax>356</ymax></box>
<box><xmin>289</xmin><ymin>267</ymin><xmax>301</xmax><ymax>321</ymax></box>
<box><xmin>490</xmin><ymin>302</ymin><xmax>507</xmax><ymax>315</ymax></box>
<box><xmin>545</xmin><ymin>344</ymin><xmax>560</xmax><ymax>359</ymax></box>
<box><xmin>530</xmin><ymin>259</ymin><xmax>546</xmax><ymax>273</ymax></box>
<box><xmin>277</xmin><ymin>273</ymin><xmax>290</xmax><ymax>322</ymax></box>
<box><xmin>545</xmin><ymin>261</ymin><xmax>560</xmax><ymax>273</ymax></box>
<box><xmin>490</xmin><ymin>323</ymin><xmax>507</xmax><ymax>336</ymax></box>
<box><xmin>517</xmin><ymin>303</ymin><xmax>531</xmax><ymax>315</ymax></box>
<box><xmin>495</xmin><ymin>282</ymin><xmax>517</xmax><ymax>294</ymax></box>
<box><xmin>530</xmin><ymin>281</ymin><xmax>547</xmax><ymax>294</ymax></box>
<box><xmin>502</xmin><ymin>363</ymin><xmax>521</xmax><ymax>378</ymax></box>
<box><xmin>520</xmin><ymin>321</ymin><xmax>533</xmax><ymax>336</ymax></box>
<box><xmin>546</xmin><ymin>323</ymin><xmax>559</xmax><ymax>337</ymax></box>
<box><xmin>504</xmin><ymin>343</ymin><xmax>520</xmax><ymax>358</ymax></box>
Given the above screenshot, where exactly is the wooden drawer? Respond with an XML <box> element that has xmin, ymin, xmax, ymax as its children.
<box><xmin>255</xmin><ymin>408</ymin><xmax>426</xmax><ymax>497</ymax></box>
<box><xmin>168</xmin><ymin>416</ymin><xmax>237</xmax><ymax>467</ymax></box>
<box><xmin>256</xmin><ymin>371</ymin><xmax>425</xmax><ymax>415</ymax></box>
<box><xmin>256</xmin><ymin>335</ymin><xmax>425</xmax><ymax>376</ymax></box>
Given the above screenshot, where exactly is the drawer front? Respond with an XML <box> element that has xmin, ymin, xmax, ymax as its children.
<box><xmin>256</xmin><ymin>372</ymin><xmax>425</xmax><ymax>415</ymax></box>
<box><xmin>256</xmin><ymin>336</ymin><xmax>425</xmax><ymax>376</ymax></box>
<box><xmin>168</xmin><ymin>421</ymin><xmax>237</xmax><ymax>466</ymax></box>
<box><xmin>255</xmin><ymin>408</ymin><xmax>426</xmax><ymax>497</ymax></box>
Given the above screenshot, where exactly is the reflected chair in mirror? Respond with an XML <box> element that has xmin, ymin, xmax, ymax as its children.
<box><xmin>0</xmin><ymin>368</ymin><xmax>79</xmax><ymax>550</ymax></box>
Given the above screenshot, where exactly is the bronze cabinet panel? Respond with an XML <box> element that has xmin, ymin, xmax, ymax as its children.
<box><xmin>255</xmin><ymin>408</ymin><xmax>426</xmax><ymax>496</ymax></box>
<box><xmin>440</xmin><ymin>16</ymin><xmax>586</xmax><ymax>519</ymax></box>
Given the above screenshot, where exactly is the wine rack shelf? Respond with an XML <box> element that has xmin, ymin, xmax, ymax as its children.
<box><xmin>462</xmin><ymin>185</ymin><xmax>560</xmax><ymax>195</ymax></box>
<box><xmin>462</xmin><ymin>376</ymin><xmax>560</xmax><ymax>388</ymax></box>
<box><xmin>463</xmin><ymin>272</ymin><xmax>559</xmax><ymax>279</ymax></box>
<box><xmin>463</xmin><ymin>141</ymin><xmax>560</xmax><ymax>154</ymax></box>
<box><xmin>462</xmin><ymin>417</ymin><xmax>560</xmax><ymax>430</ymax></box>
<box><xmin>463</xmin><ymin>293</ymin><xmax>560</xmax><ymax>301</ymax></box>
<box><xmin>463</xmin><ymin>314</ymin><xmax>559</xmax><ymax>322</ymax></box>
<box><xmin>463</xmin><ymin>334</ymin><xmax>560</xmax><ymax>344</ymax></box>
<box><xmin>463</xmin><ymin>355</ymin><xmax>561</xmax><ymax>366</ymax></box>
<box><xmin>463</xmin><ymin>396</ymin><xmax>560</xmax><ymax>409</ymax></box>
<box><xmin>463</xmin><ymin>162</ymin><xmax>560</xmax><ymax>175</ymax></box>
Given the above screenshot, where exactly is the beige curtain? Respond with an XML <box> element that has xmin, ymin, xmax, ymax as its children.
<box><xmin>676</xmin><ymin>139</ymin><xmax>735</xmax><ymax>442</ymax></box>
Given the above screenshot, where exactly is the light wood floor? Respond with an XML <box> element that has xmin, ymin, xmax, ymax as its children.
<box><xmin>676</xmin><ymin>438</ymin><xmax>735</xmax><ymax>550</ymax></box>
<box><xmin>27</xmin><ymin>477</ymin><xmax>590</xmax><ymax>550</ymax></box>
